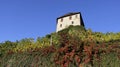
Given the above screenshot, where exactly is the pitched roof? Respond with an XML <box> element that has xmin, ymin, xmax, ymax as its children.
<box><xmin>57</xmin><ymin>12</ymin><xmax>80</xmax><ymax>19</ymax></box>
<box><xmin>56</xmin><ymin>12</ymin><xmax>85</xmax><ymax>27</ymax></box>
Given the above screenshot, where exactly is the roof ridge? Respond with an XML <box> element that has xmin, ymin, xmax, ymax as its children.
<box><xmin>57</xmin><ymin>12</ymin><xmax>80</xmax><ymax>19</ymax></box>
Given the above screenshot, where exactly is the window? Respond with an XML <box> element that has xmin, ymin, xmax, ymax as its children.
<box><xmin>72</xmin><ymin>21</ymin><xmax>74</xmax><ymax>24</ymax></box>
<box><xmin>69</xmin><ymin>16</ymin><xmax>72</xmax><ymax>20</ymax></box>
<box><xmin>60</xmin><ymin>24</ymin><xmax>62</xmax><ymax>27</ymax></box>
<box><xmin>61</xmin><ymin>18</ymin><xmax>63</xmax><ymax>22</ymax></box>
<box><xmin>75</xmin><ymin>15</ymin><xmax>77</xmax><ymax>18</ymax></box>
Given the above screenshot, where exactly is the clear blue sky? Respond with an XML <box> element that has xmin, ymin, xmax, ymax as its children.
<box><xmin>0</xmin><ymin>0</ymin><xmax>120</xmax><ymax>42</ymax></box>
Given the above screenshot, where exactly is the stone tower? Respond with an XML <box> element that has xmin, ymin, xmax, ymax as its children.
<box><xmin>56</xmin><ymin>12</ymin><xmax>84</xmax><ymax>32</ymax></box>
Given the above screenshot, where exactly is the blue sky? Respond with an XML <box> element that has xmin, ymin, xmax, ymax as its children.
<box><xmin>0</xmin><ymin>0</ymin><xmax>120</xmax><ymax>42</ymax></box>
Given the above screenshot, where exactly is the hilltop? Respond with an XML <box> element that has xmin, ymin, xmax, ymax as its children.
<box><xmin>0</xmin><ymin>26</ymin><xmax>120</xmax><ymax>67</ymax></box>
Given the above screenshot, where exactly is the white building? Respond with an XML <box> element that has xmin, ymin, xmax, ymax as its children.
<box><xmin>56</xmin><ymin>12</ymin><xmax>85</xmax><ymax>32</ymax></box>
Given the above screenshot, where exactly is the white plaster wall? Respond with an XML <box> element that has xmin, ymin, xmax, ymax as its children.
<box><xmin>56</xmin><ymin>13</ymin><xmax>81</xmax><ymax>32</ymax></box>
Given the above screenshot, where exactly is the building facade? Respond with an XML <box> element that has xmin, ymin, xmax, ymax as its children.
<box><xmin>56</xmin><ymin>12</ymin><xmax>84</xmax><ymax>32</ymax></box>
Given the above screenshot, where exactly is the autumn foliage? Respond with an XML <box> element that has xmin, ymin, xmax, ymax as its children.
<box><xmin>0</xmin><ymin>26</ymin><xmax>120</xmax><ymax>67</ymax></box>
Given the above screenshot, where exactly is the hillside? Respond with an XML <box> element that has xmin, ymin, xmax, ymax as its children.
<box><xmin>0</xmin><ymin>25</ymin><xmax>120</xmax><ymax>67</ymax></box>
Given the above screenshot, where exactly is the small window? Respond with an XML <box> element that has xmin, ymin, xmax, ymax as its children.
<box><xmin>72</xmin><ymin>21</ymin><xmax>74</xmax><ymax>24</ymax></box>
<box><xmin>75</xmin><ymin>15</ymin><xmax>77</xmax><ymax>18</ymax></box>
<box><xmin>61</xmin><ymin>18</ymin><xmax>63</xmax><ymax>22</ymax></box>
<box><xmin>60</xmin><ymin>24</ymin><xmax>62</xmax><ymax>27</ymax></box>
<box><xmin>69</xmin><ymin>16</ymin><xmax>72</xmax><ymax>20</ymax></box>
